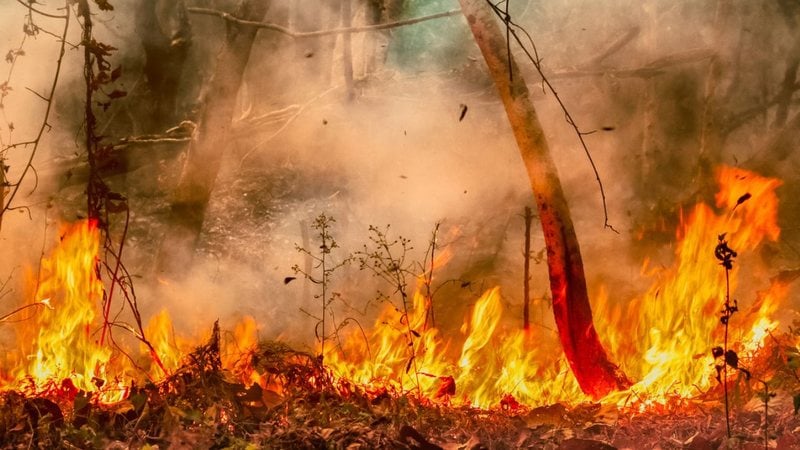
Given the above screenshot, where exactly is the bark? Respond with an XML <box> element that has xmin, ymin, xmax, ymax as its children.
<box><xmin>156</xmin><ymin>0</ymin><xmax>271</xmax><ymax>278</ymax></box>
<box><xmin>458</xmin><ymin>0</ymin><xmax>630</xmax><ymax>399</ymax></box>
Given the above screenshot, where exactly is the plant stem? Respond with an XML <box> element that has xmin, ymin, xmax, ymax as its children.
<box><xmin>723</xmin><ymin>261</ymin><xmax>731</xmax><ymax>438</ymax></box>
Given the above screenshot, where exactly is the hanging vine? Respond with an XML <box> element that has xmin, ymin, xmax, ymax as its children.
<box><xmin>75</xmin><ymin>0</ymin><xmax>166</xmax><ymax>375</ymax></box>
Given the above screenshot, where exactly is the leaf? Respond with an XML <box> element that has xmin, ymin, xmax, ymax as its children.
<box><xmin>405</xmin><ymin>356</ymin><xmax>415</xmax><ymax>374</ymax></box>
<box><xmin>110</xmin><ymin>65</ymin><xmax>122</xmax><ymax>82</ymax></box>
<box><xmin>434</xmin><ymin>376</ymin><xmax>456</xmax><ymax>398</ymax></box>
<box><xmin>410</xmin><ymin>329</ymin><xmax>421</xmax><ymax>338</ymax></box>
<box><xmin>284</xmin><ymin>276</ymin><xmax>296</xmax><ymax>285</ymax></box>
<box><xmin>725</xmin><ymin>350</ymin><xmax>739</xmax><ymax>368</ymax></box>
<box><xmin>735</xmin><ymin>192</ymin><xmax>751</xmax><ymax>207</ymax></box>
<box><xmin>459</xmin><ymin>103</ymin><xmax>468</xmax><ymax>121</ymax></box>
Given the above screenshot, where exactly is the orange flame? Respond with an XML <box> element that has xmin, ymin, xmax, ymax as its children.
<box><xmin>0</xmin><ymin>166</ymin><xmax>790</xmax><ymax>411</ymax></box>
<box><xmin>326</xmin><ymin>166</ymin><xmax>790</xmax><ymax>409</ymax></box>
<box><xmin>6</xmin><ymin>220</ymin><xmax>122</xmax><ymax>401</ymax></box>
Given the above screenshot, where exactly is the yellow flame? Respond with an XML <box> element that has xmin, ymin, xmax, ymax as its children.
<box><xmin>326</xmin><ymin>166</ymin><xmax>789</xmax><ymax>409</ymax></box>
<box><xmin>8</xmin><ymin>220</ymin><xmax>118</xmax><ymax>400</ymax></box>
<box><xmin>0</xmin><ymin>165</ymin><xmax>789</xmax><ymax>411</ymax></box>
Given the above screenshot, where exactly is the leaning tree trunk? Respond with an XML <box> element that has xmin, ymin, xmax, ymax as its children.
<box><xmin>157</xmin><ymin>0</ymin><xmax>271</xmax><ymax>278</ymax></box>
<box><xmin>458</xmin><ymin>0</ymin><xmax>630</xmax><ymax>399</ymax></box>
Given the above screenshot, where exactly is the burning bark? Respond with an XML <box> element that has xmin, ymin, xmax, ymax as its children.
<box><xmin>457</xmin><ymin>0</ymin><xmax>630</xmax><ymax>398</ymax></box>
<box><xmin>157</xmin><ymin>0</ymin><xmax>271</xmax><ymax>277</ymax></box>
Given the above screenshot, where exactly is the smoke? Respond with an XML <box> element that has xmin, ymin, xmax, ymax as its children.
<box><xmin>1</xmin><ymin>0</ymin><xmax>798</xmax><ymax>355</ymax></box>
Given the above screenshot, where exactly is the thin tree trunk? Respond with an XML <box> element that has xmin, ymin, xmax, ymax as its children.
<box><xmin>522</xmin><ymin>206</ymin><xmax>532</xmax><ymax>331</ymax></box>
<box><xmin>157</xmin><ymin>0</ymin><xmax>271</xmax><ymax>278</ymax></box>
<box><xmin>458</xmin><ymin>0</ymin><xmax>630</xmax><ymax>399</ymax></box>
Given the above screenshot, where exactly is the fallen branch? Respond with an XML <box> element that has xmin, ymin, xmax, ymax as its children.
<box><xmin>187</xmin><ymin>6</ymin><xmax>461</xmax><ymax>38</ymax></box>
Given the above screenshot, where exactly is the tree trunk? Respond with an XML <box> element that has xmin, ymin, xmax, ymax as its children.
<box><xmin>458</xmin><ymin>0</ymin><xmax>630</xmax><ymax>399</ymax></box>
<box><xmin>136</xmin><ymin>0</ymin><xmax>192</xmax><ymax>132</ymax></box>
<box><xmin>156</xmin><ymin>0</ymin><xmax>271</xmax><ymax>278</ymax></box>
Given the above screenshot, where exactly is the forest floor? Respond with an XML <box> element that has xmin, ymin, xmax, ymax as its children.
<box><xmin>2</xmin><ymin>334</ymin><xmax>799</xmax><ymax>450</ymax></box>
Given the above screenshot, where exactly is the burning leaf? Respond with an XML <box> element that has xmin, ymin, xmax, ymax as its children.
<box><xmin>283</xmin><ymin>276</ymin><xmax>296</xmax><ymax>285</ymax></box>
<box><xmin>500</xmin><ymin>393</ymin><xmax>522</xmax><ymax>411</ymax></box>
<box><xmin>434</xmin><ymin>376</ymin><xmax>456</xmax><ymax>398</ymax></box>
<box><xmin>458</xmin><ymin>103</ymin><xmax>468</xmax><ymax>121</ymax></box>
<box><xmin>733</xmin><ymin>192</ymin><xmax>752</xmax><ymax>209</ymax></box>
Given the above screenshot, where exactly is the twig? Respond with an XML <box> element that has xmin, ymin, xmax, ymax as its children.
<box><xmin>238</xmin><ymin>85</ymin><xmax>338</xmax><ymax>167</ymax></box>
<box><xmin>187</xmin><ymin>6</ymin><xmax>462</xmax><ymax>38</ymax></box>
<box><xmin>421</xmin><ymin>222</ymin><xmax>441</xmax><ymax>330</ymax></box>
<box><xmin>0</xmin><ymin>300</ymin><xmax>52</xmax><ymax>323</ymax></box>
<box><xmin>14</xmin><ymin>0</ymin><xmax>68</xmax><ymax>19</ymax></box>
<box><xmin>1</xmin><ymin>2</ymin><xmax>70</xmax><ymax>220</ymax></box>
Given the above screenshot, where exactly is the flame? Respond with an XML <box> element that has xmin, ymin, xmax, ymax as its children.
<box><xmin>325</xmin><ymin>166</ymin><xmax>790</xmax><ymax>409</ymax></box>
<box><xmin>0</xmin><ymin>165</ymin><xmax>790</xmax><ymax>411</ymax></box>
<box><xmin>598</xmin><ymin>166</ymin><xmax>784</xmax><ymax>406</ymax></box>
<box><xmin>6</xmin><ymin>220</ymin><xmax>121</xmax><ymax>401</ymax></box>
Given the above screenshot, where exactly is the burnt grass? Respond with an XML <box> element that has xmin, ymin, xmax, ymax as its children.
<box><xmin>1</xmin><ymin>326</ymin><xmax>799</xmax><ymax>450</ymax></box>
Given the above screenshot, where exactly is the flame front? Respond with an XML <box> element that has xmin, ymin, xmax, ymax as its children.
<box><xmin>326</xmin><ymin>166</ymin><xmax>791</xmax><ymax>409</ymax></box>
<box><xmin>0</xmin><ymin>166</ymin><xmax>791</xmax><ymax>411</ymax></box>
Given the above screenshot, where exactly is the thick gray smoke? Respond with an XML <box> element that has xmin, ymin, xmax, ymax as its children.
<box><xmin>1</xmin><ymin>0</ymin><xmax>798</xmax><ymax>352</ymax></box>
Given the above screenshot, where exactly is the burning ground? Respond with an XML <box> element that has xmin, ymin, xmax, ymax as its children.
<box><xmin>2</xmin><ymin>0</ymin><xmax>800</xmax><ymax>449</ymax></box>
<box><xmin>1</xmin><ymin>165</ymin><xmax>799</xmax><ymax>449</ymax></box>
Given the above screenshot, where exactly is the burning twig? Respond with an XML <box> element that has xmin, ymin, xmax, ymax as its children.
<box><xmin>420</xmin><ymin>222</ymin><xmax>441</xmax><ymax>330</ymax></box>
<box><xmin>0</xmin><ymin>299</ymin><xmax>52</xmax><ymax>323</ymax></box>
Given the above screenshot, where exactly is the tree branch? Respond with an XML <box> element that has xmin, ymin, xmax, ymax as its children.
<box><xmin>14</xmin><ymin>0</ymin><xmax>68</xmax><ymax>19</ymax></box>
<box><xmin>1</xmin><ymin>1</ymin><xmax>70</xmax><ymax>221</ymax></box>
<box><xmin>186</xmin><ymin>6</ymin><xmax>461</xmax><ymax>38</ymax></box>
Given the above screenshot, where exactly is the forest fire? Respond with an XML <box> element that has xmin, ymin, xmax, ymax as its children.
<box><xmin>0</xmin><ymin>166</ymin><xmax>791</xmax><ymax>416</ymax></box>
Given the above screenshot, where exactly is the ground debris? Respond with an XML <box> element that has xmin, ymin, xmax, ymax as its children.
<box><xmin>1</xmin><ymin>335</ymin><xmax>799</xmax><ymax>449</ymax></box>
